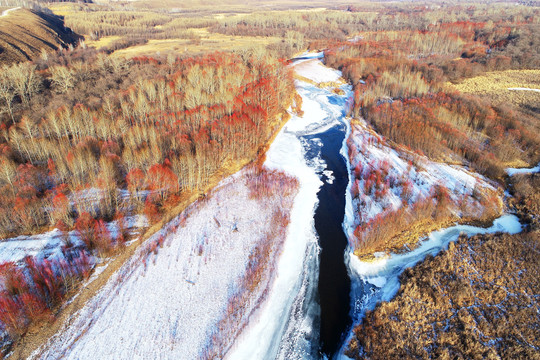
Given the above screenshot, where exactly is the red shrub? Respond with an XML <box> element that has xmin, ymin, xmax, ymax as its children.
<box><xmin>75</xmin><ymin>212</ymin><xmax>98</xmax><ymax>250</ymax></box>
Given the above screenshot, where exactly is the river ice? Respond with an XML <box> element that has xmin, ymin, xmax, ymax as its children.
<box><xmin>229</xmin><ymin>53</ymin><xmax>352</xmax><ymax>360</ymax></box>
<box><xmin>506</xmin><ymin>162</ymin><xmax>540</xmax><ymax>176</ymax></box>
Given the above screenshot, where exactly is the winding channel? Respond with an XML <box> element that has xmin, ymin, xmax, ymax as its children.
<box><xmin>232</xmin><ymin>54</ymin><xmax>532</xmax><ymax>359</ymax></box>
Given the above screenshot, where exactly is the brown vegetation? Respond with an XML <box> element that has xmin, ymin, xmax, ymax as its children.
<box><xmin>345</xmin><ymin>173</ymin><xmax>540</xmax><ymax>360</ymax></box>
<box><xmin>346</xmin><ymin>229</ymin><xmax>540</xmax><ymax>360</ymax></box>
<box><xmin>508</xmin><ymin>173</ymin><xmax>540</xmax><ymax>229</ymax></box>
<box><xmin>0</xmin><ymin>47</ymin><xmax>294</xmax><ymax>355</ymax></box>
<box><xmin>321</xmin><ymin>7</ymin><xmax>540</xmax><ymax>179</ymax></box>
<box><xmin>450</xmin><ymin>69</ymin><xmax>540</xmax><ymax>117</ymax></box>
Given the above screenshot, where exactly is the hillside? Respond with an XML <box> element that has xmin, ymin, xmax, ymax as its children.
<box><xmin>0</xmin><ymin>7</ymin><xmax>81</xmax><ymax>65</ymax></box>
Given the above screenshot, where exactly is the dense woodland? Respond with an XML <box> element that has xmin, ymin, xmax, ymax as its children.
<box><xmin>324</xmin><ymin>12</ymin><xmax>540</xmax><ymax>179</ymax></box>
<box><xmin>0</xmin><ymin>50</ymin><xmax>294</xmax><ymax>239</ymax></box>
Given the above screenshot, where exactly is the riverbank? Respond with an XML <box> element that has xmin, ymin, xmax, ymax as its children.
<box><xmin>7</xmin><ymin>101</ymin><xmax>296</xmax><ymax>360</ymax></box>
<box><xmin>340</xmin><ymin>162</ymin><xmax>539</xmax><ymax>359</ymax></box>
<box><xmin>343</xmin><ymin>168</ymin><xmax>540</xmax><ymax>359</ymax></box>
<box><xmin>343</xmin><ymin>118</ymin><xmax>503</xmax><ymax>259</ymax></box>
<box><xmin>26</xmin><ymin>167</ymin><xmax>298</xmax><ymax>359</ymax></box>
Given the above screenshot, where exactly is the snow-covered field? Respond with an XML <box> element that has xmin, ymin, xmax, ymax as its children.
<box><xmin>0</xmin><ymin>215</ymin><xmax>147</xmax><ymax>264</ymax></box>
<box><xmin>31</xmin><ymin>169</ymin><xmax>297</xmax><ymax>359</ymax></box>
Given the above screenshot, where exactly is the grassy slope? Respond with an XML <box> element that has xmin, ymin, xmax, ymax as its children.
<box><xmin>0</xmin><ymin>8</ymin><xmax>81</xmax><ymax>65</ymax></box>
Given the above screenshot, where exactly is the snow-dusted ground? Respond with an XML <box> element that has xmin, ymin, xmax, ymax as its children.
<box><xmin>31</xmin><ymin>170</ymin><xmax>296</xmax><ymax>359</ymax></box>
<box><xmin>229</xmin><ymin>53</ymin><xmax>352</xmax><ymax>360</ymax></box>
<box><xmin>343</xmin><ymin>119</ymin><xmax>497</xmax><ymax>242</ymax></box>
<box><xmin>506</xmin><ymin>162</ymin><xmax>540</xmax><ymax>176</ymax></box>
<box><xmin>0</xmin><ymin>7</ymin><xmax>20</xmax><ymax>17</ymax></box>
<box><xmin>339</xmin><ymin>116</ymin><xmax>539</xmax><ymax>358</ymax></box>
<box><xmin>0</xmin><ymin>212</ymin><xmax>148</xmax><ymax>353</ymax></box>
<box><xmin>0</xmin><ymin>215</ymin><xmax>147</xmax><ymax>264</ymax></box>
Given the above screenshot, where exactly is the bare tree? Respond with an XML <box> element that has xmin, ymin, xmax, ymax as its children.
<box><xmin>6</xmin><ymin>63</ymin><xmax>41</xmax><ymax>105</ymax></box>
<box><xmin>0</xmin><ymin>156</ymin><xmax>16</xmax><ymax>195</ymax></box>
<box><xmin>0</xmin><ymin>68</ymin><xmax>16</xmax><ymax>122</ymax></box>
<box><xmin>51</xmin><ymin>66</ymin><xmax>75</xmax><ymax>94</ymax></box>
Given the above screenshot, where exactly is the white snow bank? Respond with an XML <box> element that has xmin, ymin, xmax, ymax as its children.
<box><xmin>227</xmin><ymin>119</ymin><xmax>322</xmax><ymax>359</ymax></box>
<box><xmin>506</xmin><ymin>162</ymin><xmax>540</xmax><ymax>176</ymax></box>
<box><xmin>294</xmin><ymin>59</ymin><xmax>343</xmax><ymax>84</ymax></box>
<box><xmin>0</xmin><ymin>229</ymin><xmax>72</xmax><ymax>264</ymax></box>
<box><xmin>507</xmin><ymin>87</ymin><xmax>540</xmax><ymax>93</ymax></box>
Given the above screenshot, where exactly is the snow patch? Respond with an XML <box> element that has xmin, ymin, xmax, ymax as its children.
<box><xmin>507</xmin><ymin>87</ymin><xmax>540</xmax><ymax>93</ymax></box>
<box><xmin>294</xmin><ymin>59</ymin><xmax>343</xmax><ymax>84</ymax></box>
<box><xmin>506</xmin><ymin>162</ymin><xmax>540</xmax><ymax>176</ymax></box>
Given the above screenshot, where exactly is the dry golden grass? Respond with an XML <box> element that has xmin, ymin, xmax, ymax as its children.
<box><xmin>347</xmin><ymin>230</ymin><xmax>540</xmax><ymax>360</ymax></box>
<box><xmin>0</xmin><ymin>8</ymin><xmax>80</xmax><ymax>65</ymax></box>
<box><xmin>84</xmin><ymin>35</ymin><xmax>122</xmax><ymax>49</ymax></box>
<box><xmin>449</xmin><ymin>69</ymin><xmax>540</xmax><ymax>107</ymax></box>
<box><xmin>346</xmin><ymin>173</ymin><xmax>540</xmax><ymax>360</ymax></box>
<box><xmin>46</xmin><ymin>3</ymin><xmax>78</xmax><ymax>17</ymax></box>
<box><xmin>112</xmin><ymin>28</ymin><xmax>281</xmax><ymax>57</ymax></box>
<box><xmin>123</xmin><ymin>0</ymin><xmax>338</xmax><ymax>11</ymax></box>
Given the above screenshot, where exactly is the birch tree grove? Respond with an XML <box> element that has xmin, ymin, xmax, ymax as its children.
<box><xmin>0</xmin><ymin>51</ymin><xmax>295</xmax><ymax>237</ymax></box>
